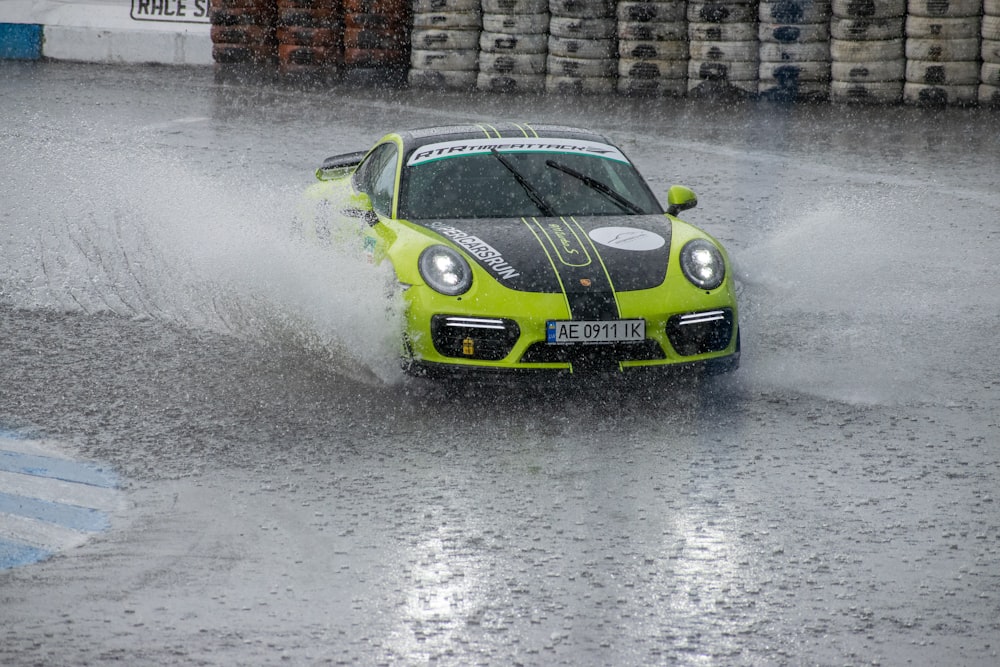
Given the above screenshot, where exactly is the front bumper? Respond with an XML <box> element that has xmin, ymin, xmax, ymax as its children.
<box><xmin>406</xmin><ymin>307</ymin><xmax>739</xmax><ymax>376</ymax></box>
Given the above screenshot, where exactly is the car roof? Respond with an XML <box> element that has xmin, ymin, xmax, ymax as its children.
<box><xmin>396</xmin><ymin>123</ymin><xmax>613</xmax><ymax>152</ymax></box>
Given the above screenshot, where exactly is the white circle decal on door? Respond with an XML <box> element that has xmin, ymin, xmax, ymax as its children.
<box><xmin>588</xmin><ymin>227</ymin><xmax>666</xmax><ymax>251</ymax></box>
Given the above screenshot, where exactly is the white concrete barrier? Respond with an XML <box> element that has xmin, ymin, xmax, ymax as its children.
<box><xmin>0</xmin><ymin>0</ymin><xmax>212</xmax><ymax>65</ymax></box>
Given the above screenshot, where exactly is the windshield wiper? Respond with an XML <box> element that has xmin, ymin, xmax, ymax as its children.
<box><xmin>490</xmin><ymin>148</ymin><xmax>557</xmax><ymax>217</ymax></box>
<box><xmin>545</xmin><ymin>159</ymin><xmax>645</xmax><ymax>215</ymax></box>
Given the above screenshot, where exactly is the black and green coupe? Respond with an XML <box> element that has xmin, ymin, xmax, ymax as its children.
<box><xmin>303</xmin><ymin>123</ymin><xmax>739</xmax><ymax>377</ymax></box>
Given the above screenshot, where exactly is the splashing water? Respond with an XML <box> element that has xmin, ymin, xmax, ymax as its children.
<box><xmin>1</xmin><ymin>123</ymin><xmax>405</xmax><ymax>384</ymax></box>
<box><xmin>733</xmin><ymin>188</ymin><xmax>992</xmax><ymax>406</ymax></box>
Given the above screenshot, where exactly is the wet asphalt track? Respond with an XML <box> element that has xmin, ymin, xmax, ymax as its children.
<box><xmin>1</xmin><ymin>61</ymin><xmax>999</xmax><ymax>665</ymax></box>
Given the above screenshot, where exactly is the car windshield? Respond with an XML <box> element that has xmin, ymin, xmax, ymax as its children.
<box><xmin>399</xmin><ymin>146</ymin><xmax>663</xmax><ymax>220</ymax></box>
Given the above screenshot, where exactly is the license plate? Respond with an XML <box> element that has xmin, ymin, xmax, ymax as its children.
<box><xmin>546</xmin><ymin>319</ymin><xmax>646</xmax><ymax>344</ymax></box>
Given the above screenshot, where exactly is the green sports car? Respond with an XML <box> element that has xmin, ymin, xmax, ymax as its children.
<box><xmin>302</xmin><ymin>123</ymin><xmax>739</xmax><ymax>378</ymax></box>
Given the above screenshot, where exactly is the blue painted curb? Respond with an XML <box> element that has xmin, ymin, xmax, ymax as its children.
<box><xmin>0</xmin><ymin>538</ymin><xmax>51</xmax><ymax>570</ymax></box>
<box><xmin>0</xmin><ymin>23</ymin><xmax>42</xmax><ymax>61</ymax></box>
<box><xmin>0</xmin><ymin>450</ymin><xmax>119</xmax><ymax>488</ymax></box>
<box><xmin>0</xmin><ymin>427</ymin><xmax>122</xmax><ymax>572</ymax></box>
<box><xmin>0</xmin><ymin>491</ymin><xmax>111</xmax><ymax>533</ymax></box>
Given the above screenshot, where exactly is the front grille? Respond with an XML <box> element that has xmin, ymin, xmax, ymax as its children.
<box><xmin>666</xmin><ymin>309</ymin><xmax>734</xmax><ymax>356</ymax></box>
<box><xmin>430</xmin><ymin>315</ymin><xmax>520</xmax><ymax>361</ymax></box>
<box><xmin>520</xmin><ymin>339</ymin><xmax>666</xmax><ymax>365</ymax></box>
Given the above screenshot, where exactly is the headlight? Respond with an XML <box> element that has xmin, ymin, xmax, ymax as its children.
<box><xmin>679</xmin><ymin>239</ymin><xmax>725</xmax><ymax>290</ymax></box>
<box><xmin>418</xmin><ymin>245</ymin><xmax>472</xmax><ymax>296</ymax></box>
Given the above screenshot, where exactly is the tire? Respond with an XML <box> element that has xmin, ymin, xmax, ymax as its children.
<box><xmin>278</xmin><ymin>43</ymin><xmax>339</xmax><ymax>65</ymax></box>
<box><xmin>212</xmin><ymin>43</ymin><xmax>277</xmax><ymax>64</ymax></box>
<box><xmin>982</xmin><ymin>62</ymin><xmax>1000</xmax><ymax>85</ymax></box>
<box><xmin>907</xmin><ymin>0</ymin><xmax>984</xmax><ymax>17</ymax></box>
<box><xmin>829</xmin><ymin>79</ymin><xmax>903</xmax><ymax>102</ymax></box>
<box><xmin>617</xmin><ymin>77</ymin><xmax>687</xmax><ymax>96</ymax></box>
<box><xmin>831</xmin><ymin>0</ymin><xmax>907</xmax><ymax>18</ymax></box>
<box><xmin>687</xmin><ymin>3</ymin><xmax>759</xmax><ymax>23</ymax></box>
<box><xmin>759</xmin><ymin>23</ymin><xmax>831</xmax><ymax>43</ymax></box>
<box><xmin>217</xmin><ymin>0</ymin><xmax>271</xmax><ymax>7</ymax></box>
<box><xmin>411</xmin><ymin>48</ymin><xmax>479</xmax><ymax>70</ymax></box>
<box><xmin>979</xmin><ymin>83</ymin><xmax>1000</xmax><ymax>106</ymax></box>
<box><xmin>758</xmin><ymin>78</ymin><xmax>831</xmax><ymax>99</ymax></box>
<box><xmin>618</xmin><ymin>40</ymin><xmax>689</xmax><ymax>60</ymax></box>
<box><xmin>211</xmin><ymin>7</ymin><xmax>275</xmax><ymax>26</ymax></box>
<box><xmin>617</xmin><ymin>1</ymin><xmax>687</xmax><ymax>23</ymax></box>
<box><xmin>344</xmin><ymin>27</ymin><xmax>409</xmax><ymax>50</ymax></box>
<box><xmin>689</xmin><ymin>40</ymin><xmax>761</xmax><ymax>61</ymax></box>
<box><xmin>413</xmin><ymin>0</ymin><xmax>480</xmax><ymax>11</ymax></box>
<box><xmin>688</xmin><ymin>77</ymin><xmax>758</xmax><ymax>95</ymax></box>
<box><xmin>481</xmin><ymin>0</ymin><xmax>548</xmax><ymax>11</ymax></box>
<box><xmin>482</xmin><ymin>13</ymin><xmax>549</xmax><ymax>34</ymax></box>
<box><xmin>758</xmin><ymin>0</ymin><xmax>833</xmax><ymax>23</ymax></box>
<box><xmin>830</xmin><ymin>17</ymin><xmax>904</xmax><ymax>40</ymax></box>
<box><xmin>689</xmin><ymin>59</ymin><xmax>760</xmax><ymax>80</ymax></box>
<box><xmin>985</xmin><ymin>39</ymin><xmax>1000</xmax><ymax>64</ymax></box>
<box><xmin>906</xmin><ymin>59</ymin><xmax>979</xmax><ymax>84</ymax></box>
<box><xmin>549</xmin><ymin>0</ymin><xmax>615</xmax><ymax>18</ymax></box>
<box><xmin>345</xmin><ymin>13</ymin><xmax>406</xmax><ymax>31</ymax></box>
<box><xmin>477</xmin><ymin>72</ymin><xmax>546</xmax><ymax>91</ymax></box>
<box><xmin>279</xmin><ymin>8</ymin><xmax>339</xmax><ymax>28</ymax></box>
<box><xmin>413</xmin><ymin>12</ymin><xmax>483</xmax><ymax>30</ymax></box>
<box><xmin>545</xmin><ymin>74</ymin><xmax>617</xmax><ymax>94</ymax></box>
<box><xmin>986</xmin><ymin>0</ymin><xmax>1000</xmax><ymax>14</ymax></box>
<box><xmin>903</xmin><ymin>82</ymin><xmax>978</xmax><ymax>104</ymax></box>
<box><xmin>409</xmin><ymin>67</ymin><xmax>477</xmax><ymax>88</ymax></box>
<box><xmin>906</xmin><ymin>37</ymin><xmax>980</xmax><ymax>61</ymax></box>
<box><xmin>547</xmin><ymin>55</ymin><xmax>617</xmax><ymax>77</ymax></box>
<box><xmin>548</xmin><ymin>35</ymin><xmax>617</xmax><ymax>58</ymax></box>
<box><xmin>831</xmin><ymin>58</ymin><xmax>905</xmax><ymax>80</ymax></box>
<box><xmin>618</xmin><ymin>58</ymin><xmax>688</xmax><ymax>79</ymax></box>
<box><xmin>277</xmin><ymin>26</ymin><xmax>341</xmax><ymax>46</ymax></box>
<box><xmin>345</xmin><ymin>0</ymin><xmax>409</xmax><ymax>10</ymax></box>
<box><xmin>760</xmin><ymin>60</ymin><xmax>832</xmax><ymax>80</ymax></box>
<box><xmin>478</xmin><ymin>51</ymin><xmax>548</xmax><ymax>74</ymax></box>
<box><xmin>688</xmin><ymin>22</ymin><xmax>758</xmax><ymax>42</ymax></box>
<box><xmin>412</xmin><ymin>28</ymin><xmax>480</xmax><ymax>50</ymax></box>
<box><xmin>618</xmin><ymin>21</ymin><xmax>688</xmax><ymax>42</ymax></box>
<box><xmin>760</xmin><ymin>42</ymin><xmax>831</xmax><ymax>61</ymax></box>
<box><xmin>905</xmin><ymin>16</ymin><xmax>981</xmax><ymax>39</ymax></box>
<box><xmin>830</xmin><ymin>37</ymin><xmax>904</xmax><ymax>60</ymax></box>
<box><xmin>982</xmin><ymin>16</ymin><xmax>1000</xmax><ymax>41</ymax></box>
<box><xmin>210</xmin><ymin>25</ymin><xmax>275</xmax><ymax>45</ymax></box>
<box><xmin>277</xmin><ymin>0</ymin><xmax>337</xmax><ymax>7</ymax></box>
<box><xmin>343</xmin><ymin>46</ymin><xmax>408</xmax><ymax>66</ymax></box>
<box><xmin>549</xmin><ymin>17</ymin><xmax>617</xmax><ymax>39</ymax></box>
<box><xmin>481</xmin><ymin>32</ymin><xmax>549</xmax><ymax>53</ymax></box>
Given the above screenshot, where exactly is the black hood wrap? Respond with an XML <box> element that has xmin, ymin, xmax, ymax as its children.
<box><xmin>415</xmin><ymin>215</ymin><xmax>672</xmax><ymax>320</ymax></box>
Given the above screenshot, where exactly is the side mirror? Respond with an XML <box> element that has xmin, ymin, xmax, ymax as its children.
<box><xmin>316</xmin><ymin>150</ymin><xmax>367</xmax><ymax>181</ymax></box>
<box><xmin>666</xmin><ymin>185</ymin><xmax>698</xmax><ymax>216</ymax></box>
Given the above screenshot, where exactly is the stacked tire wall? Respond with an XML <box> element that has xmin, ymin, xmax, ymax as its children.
<box><xmin>210</xmin><ymin>0</ymin><xmax>1000</xmax><ymax>105</ymax></box>
<box><xmin>478</xmin><ymin>0</ymin><xmax>549</xmax><ymax>92</ymax></box>
<box><xmin>277</xmin><ymin>0</ymin><xmax>342</xmax><ymax>76</ymax></box>
<box><xmin>983</xmin><ymin>0</ymin><xmax>1000</xmax><ymax>104</ymax></box>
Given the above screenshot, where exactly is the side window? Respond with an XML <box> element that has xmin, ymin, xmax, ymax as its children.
<box><xmin>354</xmin><ymin>143</ymin><xmax>397</xmax><ymax>217</ymax></box>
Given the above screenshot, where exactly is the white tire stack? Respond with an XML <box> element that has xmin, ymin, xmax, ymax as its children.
<box><xmin>546</xmin><ymin>0</ymin><xmax>619</xmax><ymax>93</ymax></box>
<box><xmin>408</xmin><ymin>0</ymin><xmax>482</xmax><ymax>90</ymax></box>
<box><xmin>616</xmin><ymin>1</ymin><xmax>689</xmax><ymax>97</ymax></box>
<box><xmin>687</xmin><ymin>0</ymin><xmax>761</xmax><ymax>96</ymax></box>
<box><xmin>983</xmin><ymin>0</ymin><xmax>1000</xmax><ymax>105</ymax></box>
<box><xmin>478</xmin><ymin>0</ymin><xmax>550</xmax><ymax>91</ymax></box>
<box><xmin>829</xmin><ymin>0</ymin><xmax>906</xmax><ymax>103</ymax></box>
<box><xmin>904</xmin><ymin>0</ymin><xmax>982</xmax><ymax>105</ymax></box>
<box><xmin>758</xmin><ymin>0</ymin><xmax>832</xmax><ymax>100</ymax></box>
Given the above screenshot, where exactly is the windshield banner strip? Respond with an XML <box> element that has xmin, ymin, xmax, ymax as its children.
<box><xmin>407</xmin><ymin>138</ymin><xmax>629</xmax><ymax>166</ymax></box>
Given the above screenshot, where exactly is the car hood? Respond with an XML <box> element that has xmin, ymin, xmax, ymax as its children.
<box><xmin>412</xmin><ymin>215</ymin><xmax>673</xmax><ymax>297</ymax></box>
